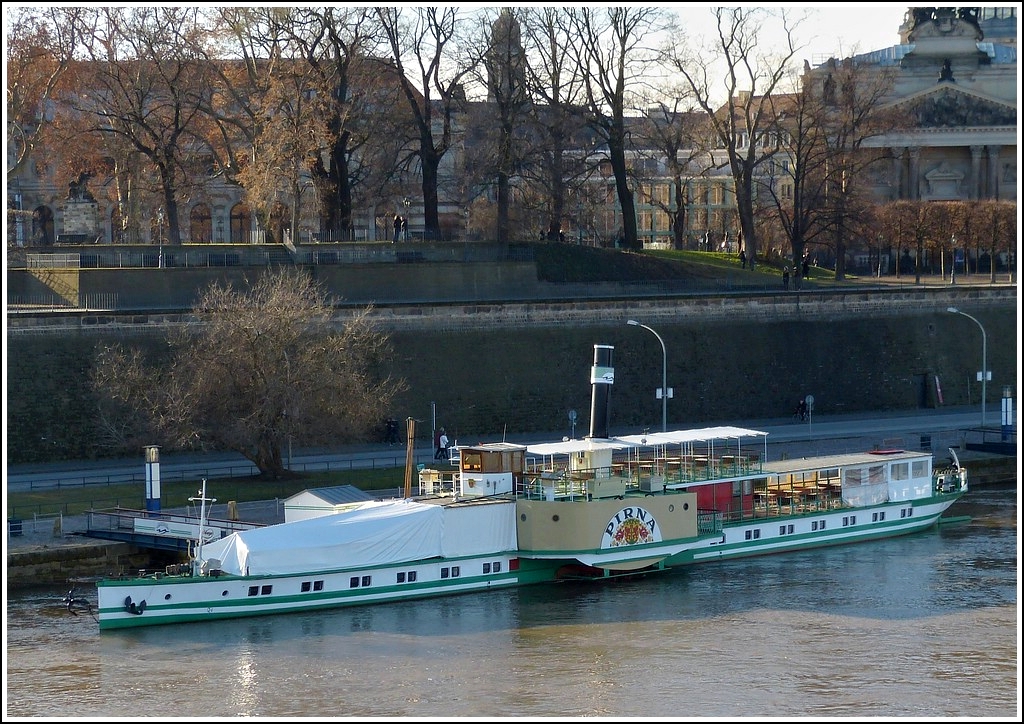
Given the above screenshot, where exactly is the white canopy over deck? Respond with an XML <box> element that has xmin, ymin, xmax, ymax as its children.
<box><xmin>614</xmin><ymin>426</ymin><xmax>769</xmax><ymax>461</ymax></box>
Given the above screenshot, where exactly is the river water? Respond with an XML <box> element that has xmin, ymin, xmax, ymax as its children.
<box><xmin>5</xmin><ymin>485</ymin><xmax>1018</xmax><ymax>720</ymax></box>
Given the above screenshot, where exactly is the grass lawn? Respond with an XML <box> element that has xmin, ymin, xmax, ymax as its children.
<box><xmin>7</xmin><ymin>466</ymin><xmax>411</xmax><ymax>519</ymax></box>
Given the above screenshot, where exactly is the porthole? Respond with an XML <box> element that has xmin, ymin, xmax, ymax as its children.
<box><xmin>683</xmin><ymin>502</ymin><xmax>689</xmax><ymax>510</ymax></box>
<box><xmin>221</xmin><ymin>591</ymin><xmax>229</xmax><ymax>597</ymax></box>
<box><xmin>668</xmin><ymin>504</ymin><xmax>675</xmax><ymax>512</ymax></box>
<box><xmin>164</xmin><ymin>594</ymin><xmax>172</xmax><ymax>600</ymax></box>
<box><xmin>520</xmin><ymin>513</ymin><xmax>527</xmax><ymax>521</ymax></box>
<box><xmin>552</xmin><ymin>514</ymin><xmax>560</xmax><ymax>522</ymax></box>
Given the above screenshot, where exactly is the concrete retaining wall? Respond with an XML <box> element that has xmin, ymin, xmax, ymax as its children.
<box><xmin>6</xmin><ymin>541</ymin><xmax>152</xmax><ymax>588</ymax></box>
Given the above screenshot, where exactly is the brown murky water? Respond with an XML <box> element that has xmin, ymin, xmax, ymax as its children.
<box><xmin>5</xmin><ymin>486</ymin><xmax>1017</xmax><ymax>718</ymax></box>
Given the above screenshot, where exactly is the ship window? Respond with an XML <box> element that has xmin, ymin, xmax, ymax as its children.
<box><xmin>493</xmin><ymin>561</ymin><xmax>501</xmax><ymax>573</ymax></box>
<box><xmin>892</xmin><ymin>462</ymin><xmax>909</xmax><ymax>481</ymax></box>
<box><xmin>452</xmin><ymin>566</ymin><xmax>460</xmax><ymax>577</ymax></box>
<box><xmin>408</xmin><ymin>571</ymin><xmax>417</xmax><ymax>582</ymax></box>
<box><xmin>912</xmin><ymin>461</ymin><xmax>928</xmax><ymax>478</ymax></box>
<box><xmin>753</xmin><ymin>529</ymin><xmax>760</xmax><ymax>539</ymax></box>
<box><xmin>745</xmin><ymin>530</ymin><xmax>753</xmax><ymax>540</ymax></box>
<box><xmin>441</xmin><ymin>568</ymin><xmax>449</xmax><ymax>579</ymax></box>
<box><xmin>906</xmin><ymin>507</ymin><xmax>912</xmax><ymax>517</ymax></box>
<box><xmin>261</xmin><ymin>585</ymin><xmax>272</xmax><ymax>595</ymax></box>
<box><xmin>362</xmin><ymin>576</ymin><xmax>371</xmax><ymax>587</ymax></box>
<box><xmin>820</xmin><ymin>520</ymin><xmax>826</xmax><ymax>529</ymax></box>
<box><xmin>248</xmin><ymin>586</ymin><xmax>259</xmax><ymax>596</ymax></box>
<box><xmin>483</xmin><ymin>563</ymin><xmax>491</xmax><ymax>574</ymax></box>
<box><xmin>787</xmin><ymin>524</ymin><xmax>794</xmax><ymax>534</ymax></box>
<box><xmin>850</xmin><ymin>515</ymin><xmax>856</xmax><ymax>525</ymax></box>
<box><xmin>812</xmin><ymin>521</ymin><xmax>818</xmax><ymax>531</ymax></box>
<box><xmin>314</xmin><ymin>580</ymin><xmax>324</xmax><ymax>591</ymax></box>
<box><xmin>350</xmin><ymin>576</ymin><xmax>360</xmax><ymax>588</ymax></box>
<box><xmin>301</xmin><ymin>581</ymin><xmax>311</xmax><ymax>592</ymax></box>
<box><xmin>397</xmin><ymin>572</ymin><xmax>406</xmax><ymax>583</ymax></box>
<box><xmin>779</xmin><ymin>525</ymin><xmax>787</xmax><ymax>536</ymax></box>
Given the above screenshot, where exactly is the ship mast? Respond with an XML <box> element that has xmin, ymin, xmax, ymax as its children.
<box><xmin>188</xmin><ymin>478</ymin><xmax>216</xmax><ymax>576</ymax></box>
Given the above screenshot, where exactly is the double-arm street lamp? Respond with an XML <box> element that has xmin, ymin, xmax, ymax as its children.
<box><xmin>627</xmin><ymin>320</ymin><xmax>668</xmax><ymax>432</ymax></box>
<box><xmin>947</xmin><ymin>307</ymin><xmax>988</xmax><ymax>428</ymax></box>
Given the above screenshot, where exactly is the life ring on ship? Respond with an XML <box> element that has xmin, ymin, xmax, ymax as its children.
<box><xmin>123</xmin><ymin>596</ymin><xmax>147</xmax><ymax>615</ymax></box>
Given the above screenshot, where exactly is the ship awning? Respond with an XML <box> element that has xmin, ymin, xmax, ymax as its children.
<box><xmin>615</xmin><ymin>426</ymin><xmax>768</xmax><ymax>447</ymax></box>
<box><xmin>525</xmin><ymin>438</ymin><xmax>632</xmax><ymax>456</ymax></box>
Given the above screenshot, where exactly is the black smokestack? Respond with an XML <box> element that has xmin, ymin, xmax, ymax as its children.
<box><xmin>588</xmin><ymin>344</ymin><xmax>614</xmax><ymax>439</ymax></box>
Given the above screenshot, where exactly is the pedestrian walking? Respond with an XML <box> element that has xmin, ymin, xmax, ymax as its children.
<box><xmin>739</xmin><ymin>249</ymin><xmax>747</xmax><ymax>269</ymax></box>
<box><xmin>434</xmin><ymin>428</ymin><xmax>449</xmax><ymax>460</ymax></box>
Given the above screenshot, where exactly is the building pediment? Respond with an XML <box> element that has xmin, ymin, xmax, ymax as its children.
<box><xmin>890</xmin><ymin>85</ymin><xmax>1017</xmax><ymax>130</ymax></box>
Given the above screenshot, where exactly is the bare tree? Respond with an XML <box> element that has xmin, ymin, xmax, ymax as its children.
<box><xmin>375</xmin><ymin>7</ymin><xmax>481</xmax><ymax>240</ymax></box>
<box><xmin>5</xmin><ymin>6</ymin><xmax>85</xmax><ymax>180</ymax></box>
<box><xmin>62</xmin><ymin>7</ymin><xmax>216</xmax><ymax>246</ymax></box>
<box><xmin>564</xmin><ymin>7</ymin><xmax>669</xmax><ymax>251</ymax></box>
<box><xmin>663</xmin><ymin>7</ymin><xmax>806</xmax><ymax>269</ymax></box>
<box><xmin>517</xmin><ymin>8</ymin><xmax>589</xmax><ymax>242</ymax></box>
<box><xmin>631</xmin><ymin>96</ymin><xmax>708</xmax><ymax>250</ymax></box>
<box><xmin>92</xmin><ymin>269</ymin><xmax>405</xmax><ymax>479</ymax></box>
<box><xmin>974</xmin><ymin>200</ymin><xmax>1017</xmax><ymax>283</ymax></box>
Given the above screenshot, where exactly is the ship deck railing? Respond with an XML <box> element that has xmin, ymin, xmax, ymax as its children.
<box><xmin>521</xmin><ymin>454</ymin><xmax>764</xmax><ymax>497</ymax></box>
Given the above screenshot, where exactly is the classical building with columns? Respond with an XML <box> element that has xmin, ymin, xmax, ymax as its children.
<box><xmin>816</xmin><ymin>7</ymin><xmax>1017</xmax><ymax>205</ymax></box>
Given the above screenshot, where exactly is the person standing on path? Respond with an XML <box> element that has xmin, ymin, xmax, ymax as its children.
<box><xmin>435</xmin><ymin>428</ymin><xmax>449</xmax><ymax>460</ymax></box>
<box><xmin>393</xmin><ymin>214</ymin><xmax>402</xmax><ymax>242</ymax></box>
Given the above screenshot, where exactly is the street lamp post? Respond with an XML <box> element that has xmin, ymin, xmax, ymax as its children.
<box><xmin>947</xmin><ymin>307</ymin><xmax>988</xmax><ymax>429</ymax></box>
<box><xmin>577</xmin><ymin>200</ymin><xmax>583</xmax><ymax>245</ymax></box>
<box><xmin>950</xmin><ymin>234</ymin><xmax>956</xmax><ymax>285</ymax></box>
<box><xmin>627</xmin><ymin>320</ymin><xmax>668</xmax><ymax>432</ymax></box>
<box><xmin>156</xmin><ymin>207</ymin><xmax>164</xmax><ymax>268</ymax></box>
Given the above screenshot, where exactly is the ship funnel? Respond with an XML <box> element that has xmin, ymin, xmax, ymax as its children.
<box><xmin>588</xmin><ymin>344</ymin><xmax>614</xmax><ymax>439</ymax></box>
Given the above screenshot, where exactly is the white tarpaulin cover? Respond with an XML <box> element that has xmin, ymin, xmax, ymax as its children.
<box><xmin>200</xmin><ymin>499</ymin><xmax>517</xmax><ymax>577</ymax></box>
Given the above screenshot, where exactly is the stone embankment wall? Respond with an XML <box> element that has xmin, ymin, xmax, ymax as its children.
<box><xmin>6</xmin><ymin>541</ymin><xmax>152</xmax><ymax>588</ymax></box>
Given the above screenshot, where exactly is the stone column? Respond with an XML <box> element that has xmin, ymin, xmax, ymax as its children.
<box><xmin>890</xmin><ymin>147</ymin><xmax>906</xmax><ymax>200</ymax></box>
<box><xmin>986</xmin><ymin>145</ymin><xmax>1002</xmax><ymax>200</ymax></box>
<box><xmin>908</xmin><ymin>147</ymin><xmax>921</xmax><ymax>200</ymax></box>
<box><xmin>970</xmin><ymin>145</ymin><xmax>984</xmax><ymax>199</ymax></box>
